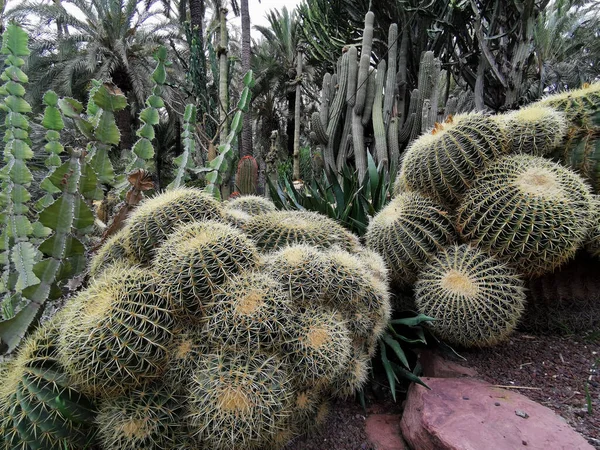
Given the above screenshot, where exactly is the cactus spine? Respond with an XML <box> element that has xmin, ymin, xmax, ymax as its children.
<box><xmin>236</xmin><ymin>155</ymin><xmax>258</xmax><ymax>195</ymax></box>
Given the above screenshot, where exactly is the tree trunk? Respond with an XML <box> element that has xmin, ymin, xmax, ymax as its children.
<box><xmin>293</xmin><ymin>49</ymin><xmax>302</xmax><ymax>180</ymax></box>
<box><xmin>286</xmin><ymin>91</ymin><xmax>295</xmax><ymax>156</ymax></box>
<box><xmin>240</xmin><ymin>0</ymin><xmax>253</xmax><ymax>159</ymax></box>
<box><xmin>218</xmin><ymin>7</ymin><xmax>229</xmax><ymax>144</ymax></box>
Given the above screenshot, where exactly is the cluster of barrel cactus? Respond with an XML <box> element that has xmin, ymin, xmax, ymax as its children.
<box><xmin>0</xmin><ymin>188</ymin><xmax>391</xmax><ymax>450</ymax></box>
<box><xmin>367</xmin><ymin>82</ymin><xmax>600</xmax><ymax>346</ymax></box>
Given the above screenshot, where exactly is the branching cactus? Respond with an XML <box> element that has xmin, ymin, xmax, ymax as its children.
<box><xmin>0</xmin><ymin>24</ymin><xmax>44</xmax><ymax>352</ymax></box>
<box><xmin>168</xmin><ymin>104</ymin><xmax>196</xmax><ymax>189</ymax></box>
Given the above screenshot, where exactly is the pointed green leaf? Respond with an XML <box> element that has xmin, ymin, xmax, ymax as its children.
<box><xmin>147</xmin><ymin>95</ymin><xmax>164</xmax><ymax>109</ymax></box>
<box><xmin>137</xmin><ymin>123</ymin><xmax>155</xmax><ymax>140</ymax></box>
<box><xmin>1</xmin><ymin>23</ymin><xmax>31</xmax><ymax>57</ymax></box>
<box><xmin>8</xmin><ymin>139</ymin><xmax>33</xmax><ymax>160</ymax></box>
<box><xmin>34</xmin><ymin>193</ymin><xmax>56</xmax><ymax>211</ymax></box>
<box><xmin>242</xmin><ymin>70</ymin><xmax>254</xmax><ymax>87</ymax></box>
<box><xmin>94</xmin><ymin>111</ymin><xmax>120</xmax><ymax>145</ymax></box>
<box><xmin>75</xmin><ymin>117</ymin><xmax>95</xmax><ymax>139</ymax></box>
<box><xmin>152</xmin><ymin>63</ymin><xmax>166</xmax><ymax>84</ymax></box>
<box><xmin>9</xmin><ymin>160</ymin><xmax>32</xmax><ymax>184</ymax></box>
<box><xmin>58</xmin><ymin>97</ymin><xmax>83</xmax><ymax>118</ymax></box>
<box><xmin>46</xmin><ymin>161</ymin><xmax>72</xmax><ymax>191</ymax></box>
<box><xmin>4</xmin><ymin>96</ymin><xmax>31</xmax><ymax>113</ymax></box>
<box><xmin>42</xmin><ymin>106</ymin><xmax>64</xmax><ymax>131</ymax></box>
<box><xmin>140</xmin><ymin>107</ymin><xmax>159</xmax><ymax>125</ymax></box>
<box><xmin>88</xmin><ymin>148</ymin><xmax>114</xmax><ymax>183</ymax></box>
<box><xmin>39</xmin><ymin>197</ymin><xmax>74</xmax><ymax>231</ymax></box>
<box><xmin>31</xmin><ymin>222</ymin><xmax>52</xmax><ymax>239</ymax></box>
<box><xmin>12</xmin><ymin>242</ymin><xmax>40</xmax><ymax>291</ymax></box>
<box><xmin>45</xmin><ymin>130</ymin><xmax>60</xmax><ymax>141</ymax></box>
<box><xmin>6</xmin><ymin>112</ymin><xmax>28</xmax><ymax>129</ymax></box>
<box><xmin>0</xmin><ymin>302</ymin><xmax>44</xmax><ymax>355</ymax></box>
<box><xmin>79</xmin><ymin>163</ymin><xmax>103</xmax><ymax>201</ymax></box>
<box><xmin>44</xmin><ymin>141</ymin><xmax>63</xmax><ymax>155</ymax></box>
<box><xmin>45</xmin><ymin>154</ymin><xmax>62</xmax><ymax>167</ymax></box>
<box><xmin>3</xmin><ymin>81</ymin><xmax>25</xmax><ymax>97</ymax></box>
<box><xmin>379</xmin><ymin>339</ymin><xmax>398</xmax><ymax>402</ymax></box>
<box><xmin>133</xmin><ymin>138</ymin><xmax>154</xmax><ymax>159</ymax></box>
<box><xmin>183</xmin><ymin>104</ymin><xmax>196</xmax><ymax>122</ymax></box>
<box><xmin>92</xmin><ymin>85</ymin><xmax>127</xmax><ymax>112</ymax></box>
<box><xmin>42</xmin><ymin>90</ymin><xmax>59</xmax><ymax>107</ymax></box>
<box><xmin>73</xmin><ymin>197</ymin><xmax>94</xmax><ymax>230</ymax></box>
<box><xmin>11</xmin><ymin>184</ymin><xmax>30</xmax><ymax>203</ymax></box>
<box><xmin>3</xmin><ymin>66</ymin><xmax>28</xmax><ymax>83</ymax></box>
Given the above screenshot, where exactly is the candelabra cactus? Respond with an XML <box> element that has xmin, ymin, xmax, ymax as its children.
<box><xmin>457</xmin><ymin>155</ymin><xmax>594</xmax><ymax>276</ymax></box>
<box><xmin>415</xmin><ymin>244</ymin><xmax>526</xmax><ymax>347</ymax></box>
<box><xmin>586</xmin><ymin>195</ymin><xmax>600</xmax><ymax>257</ymax></box>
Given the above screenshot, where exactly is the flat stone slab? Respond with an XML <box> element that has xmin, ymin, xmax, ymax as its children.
<box><xmin>400</xmin><ymin>377</ymin><xmax>593</xmax><ymax>450</ymax></box>
<box><xmin>419</xmin><ymin>349</ymin><xmax>478</xmax><ymax>378</ymax></box>
<box><xmin>365</xmin><ymin>414</ymin><xmax>408</xmax><ymax>450</ymax></box>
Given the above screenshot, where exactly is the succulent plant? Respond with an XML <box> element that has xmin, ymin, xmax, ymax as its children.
<box><xmin>457</xmin><ymin>154</ymin><xmax>594</xmax><ymax>276</ymax></box>
<box><xmin>263</xmin><ymin>244</ymin><xmax>330</xmax><ymax>305</ymax></box>
<box><xmin>558</xmin><ymin>131</ymin><xmax>600</xmax><ymax>193</ymax></box>
<box><xmin>296</xmin><ymin>399</ymin><xmax>330</xmax><ymax>436</ymax></box>
<box><xmin>188</xmin><ymin>349</ymin><xmax>293</xmax><ymax>450</ymax></box>
<box><xmin>58</xmin><ymin>263</ymin><xmax>174</xmax><ymax>397</ymax></box>
<box><xmin>535</xmin><ymin>82</ymin><xmax>600</xmax><ymax>133</ymax></box>
<box><xmin>329</xmin><ymin>346</ymin><xmax>370</xmax><ymax>398</ymax></box>
<box><xmin>284</xmin><ymin>305</ymin><xmax>352</xmax><ymax>386</ymax></box>
<box><xmin>346</xmin><ymin>276</ymin><xmax>392</xmax><ymax>344</ymax></box>
<box><xmin>97</xmin><ymin>383</ymin><xmax>186</xmax><ymax>450</ymax></box>
<box><xmin>235</xmin><ymin>155</ymin><xmax>258</xmax><ymax>195</ymax></box>
<box><xmin>356</xmin><ymin>248</ymin><xmax>389</xmax><ymax>283</ymax></box>
<box><xmin>585</xmin><ymin>195</ymin><xmax>600</xmax><ymax>257</ymax></box>
<box><xmin>415</xmin><ymin>244</ymin><xmax>526</xmax><ymax>347</ymax></box>
<box><xmin>0</xmin><ymin>319</ymin><xmax>97</xmax><ymax>450</ymax></box>
<box><xmin>396</xmin><ymin>113</ymin><xmax>508</xmax><ymax>205</ymax></box>
<box><xmin>200</xmin><ymin>272</ymin><xmax>293</xmax><ymax>350</ymax></box>
<box><xmin>163</xmin><ymin>325</ymin><xmax>209</xmax><ymax>392</ymax></box>
<box><xmin>365</xmin><ymin>192</ymin><xmax>456</xmax><ymax>286</ymax></box>
<box><xmin>223</xmin><ymin>206</ymin><xmax>253</xmax><ymax>228</ymax></box>
<box><xmin>124</xmin><ymin>187</ymin><xmax>224</xmax><ymax>264</ymax></box>
<box><xmin>243</xmin><ymin>210</ymin><xmax>360</xmax><ymax>253</ymax></box>
<box><xmin>226</xmin><ymin>194</ymin><xmax>277</xmax><ymax>216</ymax></box>
<box><xmin>88</xmin><ymin>228</ymin><xmax>131</xmax><ymax>277</ymax></box>
<box><xmin>500</xmin><ymin>105</ymin><xmax>567</xmax><ymax>156</ymax></box>
<box><xmin>154</xmin><ymin>220</ymin><xmax>260</xmax><ymax>320</ymax></box>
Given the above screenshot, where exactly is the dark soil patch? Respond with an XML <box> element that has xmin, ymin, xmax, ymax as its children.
<box><xmin>461</xmin><ymin>332</ymin><xmax>600</xmax><ymax>448</ymax></box>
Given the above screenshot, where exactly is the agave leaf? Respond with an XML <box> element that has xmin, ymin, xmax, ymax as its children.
<box><xmin>0</xmin><ymin>302</ymin><xmax>44</xmax><ymax>355</ymax></box>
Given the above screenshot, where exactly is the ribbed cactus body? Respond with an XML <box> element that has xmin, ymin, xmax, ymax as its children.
<box><xmin>125</xmin><ymin>187</ymin><xmax>224</xmax><ymax>264</ymax></box>
<box><xmin>354</xmin><ymin>11</ymin><xmax>375</xmax><ymax>115</ymax></box>
<box><xmin>559</xmin><ymin>132</ymin><xmax>600</xmax><ymax>192</ymax></box>
<box><xmin>329</xmin><ymin>346</ymin><xmax>370</xmax><ymax>399</ymax></box>
<box><xmin>0</xmin><ymin>321</ymin><xmax>97</xmax><ymax>450</ymax></box>
<box><xmin>325</xmin><ymin>52</ymin><xmax>349</xmax><ymax>172</ymax></box>
<box><xmin>201</xmin><ymin>272</ymin><xmax>293</xmax><ymax>349</ymax></box>
<box><xmin>284</xmin><ymin>306</ymin><xmax>352</xmax><ymax>386</ymax></box>
<box><xmin>457</xmin><ymin>155</ymin><xmax>593</xmax><ymax>276</ymax></box>
<box><xmin>154</xmin><ymin>221</ymin><xmax>259</xmax><ymax>320</ymax></box>
<box><xmin>372</xmin><ymin>59</ymin><xmax>388</xmax><ymax>167</ymax></box>
<box><xmin>264</xmin><ymin>244</ymin><xmax>329</xmax><ymax>304</ymax></box>
<box><xmin>243</xmin><ymin>210</ymin><xmax>360</xmax><ymax>253</ymax></box>
<box><xmin>226</xmin><ymin>194</ymin><xmax>276</xmax><ymax>216</ymax></box>
<box><xmin>535</xmin><ymin>82</ymin><xmax>600</xmax><ymax>132</ymax></box>
<box><xmin>397</xmin><ymin>113</ymin><xmax>508</xmax><ymax>205</ymax></box>
<box><xmin>383</xmin><ymin>23</ymin><xmax>398</xmax><ymax>129</ymax></box>
<box><xmin>163</xmin><ymin>326</ymin><xmax>209</xmax><ymax>391</ymax></box>
<box><xmin>188</xmin><ymin>350</ymin><xmax>293</xmax><ymax>450</ymax></box>
<box><xmin>58</xmin><ymin>264</ymin><xmax>174</xmax><ymax>397</ymax></box>
<box><xmin>501</xmin><ymin>105</ymin><xmax>567</xmax><ymax>156</ymax></box>
<box><xmin>96</xmin><ymin>383</ymin><xmax>186</xmax><ymax>450</ymax></box>
<box><xmin>366</xmin><ymin>192</ymin><xmax>456</xmax><ymax>285</ymax></box>
<box><xmin>415</xmin><ymin>244</ymin><xmax>526</xmax><ymax>347</ymax></box>
<box><xmin>236</xmin><ymin>155</ymin><xmax>258</xmax><ymax>195</ymax></box>
<box><xmin>346</xmin><ymin>46</ymin><xmax>358</xmax><ymax>107</ymax></box>
<box><xmin>89</xmin><ymin>228</ymin><xmax>131</xmax><ymax>277</ymax></box>
<box><xmin>586</xmin><ymin>195</ymin><xmax>600</xmax><ymax>257</ymax></box>
<box><xmin>320</xmin><ymin>72</ymin><xmax>331</xmax><ymax>128</ymax></box>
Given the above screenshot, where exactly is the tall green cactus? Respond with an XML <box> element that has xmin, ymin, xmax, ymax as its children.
<box><xmin>235</xmin><ymin>155</ymin><xmax>258</xmax><ymax>195</ymax></box>
<box><xmin>372</xmin><ymin>60</ymin><xmax>388</xmax><ymax>168</ymax></box>
<box><xmin>168</xmin><ymin>104</ymin><xmax>196</xmax><ymax>189</ymax></box>
<box><xmin>324</xmin><ymin>51</ymin><xmax>349</xmax><ymax>173</ymax></box>
<box><xmin>204</xmin><ymin>70</ymin><xmax>254</xmax><ymax>200</ymax></box>
<box><xmin>383</xmin><ymin>23</ymin><xmax>398</xmax><ymax>129</ymax></box>
<box><xmin>0</xmin><ymin>24</ymin><xmax>42</xmax><ymax>351</ymax></box>
<box><xmin>354</xmin><ymin>11</ymin><xmax>375</xmax><ymax>115</ymax></box>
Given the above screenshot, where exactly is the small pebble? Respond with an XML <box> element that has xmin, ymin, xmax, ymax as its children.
<box><xmin>494</xmin><ymin>402</ymin><xmax>501</xmax><ymax>406</ymax></box>
<box><xmin>462</xmin><ymin>396</ymin><xmax>469</xmax><ymax>400</ymax></box>
<box><xmin>515</xmin><ymin>410</ymin><xmax>529</xmax><ymax>419</ymax></box>
<box><xmin>522</xmin><ymin>440</ymin><xmax>527</xmax><ymax>446</ymax></box>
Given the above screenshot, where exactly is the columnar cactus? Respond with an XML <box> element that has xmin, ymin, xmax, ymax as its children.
<box><xmin>585</xmin><ymin>195</ymin><xmax>600</xmax><ymax>257</ymax></box>
<box><xmin>235</xmin><ymin>155</ymin><xmax>258</xmax><ymax>195</ymax></box>
<box><xmin>558</xmin><ymin>132</ymin><xmax>600</xmax><ymax>192</ymax></box>
<box><xmin>415</xmin><ymin>244</ymin><xmax>526</xmax><ymax>347</ymax></box>
<box><xmin>457</xmin><ymin>155</ymin><xmax>593</xmax><ymax>276</ymax></box>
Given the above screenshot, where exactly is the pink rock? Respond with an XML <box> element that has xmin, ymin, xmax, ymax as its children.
<box><xmin>365</xmin><ymin>414</ymin><xmax>408</xmax><ymax>450</ymax></box>
<box><xmin>400</xmin><ymin>377</ymin><xmax>593</xmax><ymax>450</ymax></box>
<box><xmin>419</xmin><ymin>349</ymin><xmax>478</xmax><ymax>378</ymax></box>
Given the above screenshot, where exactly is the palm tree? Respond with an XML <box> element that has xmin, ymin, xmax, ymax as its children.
<box><xmin>8</xmin><ymin>0</ymin><xmax>181</xmax><ymax>149</ymax></box>
<box><xmin>254</xmin><ymin>7</ymin><xmax>314</xmax><ymax>158</ymax></box>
